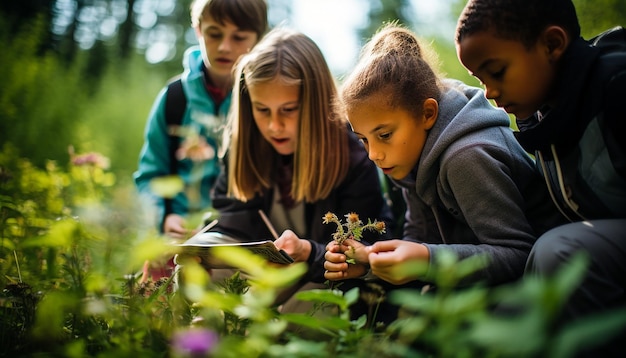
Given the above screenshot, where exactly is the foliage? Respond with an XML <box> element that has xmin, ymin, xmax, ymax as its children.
<box><xmin>2</xmin><ymin>147</ymin><xmax>626</xmax><ymax>357</ymax></box>
<box><xmin>322</xmin><ymin>211</ymin><xmax>387</xmax><ymax>264</ymax></box>
<box><xmin>0</xmin><ymin>15</ymin><xmax>85</xmax><ymax>169</ymax></box>
<box><xmin>0</xmin><ymin>15</ymin><xmax>174</xmax><ymax>181</ymax></box>
<box><xmin>2</xmin><ymin>2</ymin><xmax>626</xmax><ymax>357</ymax></box>
<box><xmin>572</xmin><ymin>0</ymin><xmax>626</xmax><ymax>38</ymax></box>
<box><xmin>73</xmin><ymin>55</ymin><xmax>171</xmax><ymax>180</ymax></box>
<box><xmin>322</xmin><ymin>212</ymin><xmax>386</xmax><ymax>245</ymax></box>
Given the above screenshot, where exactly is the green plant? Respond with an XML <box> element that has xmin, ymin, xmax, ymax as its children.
<box><xmin>322</xmin><ymin>211</ymin><xmax>386</xmax><ymax>265</ymax></box>
<box><xmin>3</xmin><ymin>147</ymin><xmax>626</xmax><ymax>357</ymax></box>
<box><xmin>323</xmin><ymin>212</ymin><xmax>387</xmax><ymax>246</ymax></box>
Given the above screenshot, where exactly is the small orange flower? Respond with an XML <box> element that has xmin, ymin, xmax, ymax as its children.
<box><xmin>346</xmin><ymin>212</ymin><xmax>360</xmax><ymax>223</ymax></box>
<box><xmin>323</xmin><ymin>212</ymin><xmax>337</xmax><ymax>224</ymax></box>
<box><xmin>374</xmin><ymin>221</ymin><xmax>386</xmax><ymax>232</ymax></box>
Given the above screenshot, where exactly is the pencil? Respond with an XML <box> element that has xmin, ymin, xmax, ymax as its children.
<box><xmin>186</xmin><ymin>219</ymin><xmax>218</xmax><ymax>241</ymax></box>
<box><xmin>258</xmin><ymin>209</ymin><xmax>279</xmax><ymax>240</ymax></box>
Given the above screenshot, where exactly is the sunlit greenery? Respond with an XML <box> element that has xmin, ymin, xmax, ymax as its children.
<box><xmin>2</xmin><ymin>1</ymin><xmax>626</xmax><ymax>356</ymax></box>
<box><xmin>2</xmin><ymin>147</ymin><xmax>626</xmax><ymax>356</ymax></box>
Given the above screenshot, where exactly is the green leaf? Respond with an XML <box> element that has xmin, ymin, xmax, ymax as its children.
<box><xmin>149</xmin><ymin>175</ymin><xmax>184</xmax><ymax>198</ymax></box>
<box><xmin>468</xmin><ymin>309</ymin><xmax>546</xmax><ymax>355</ymax></box>
<box><xmin>21</xmin><ymin>218</ymin><xmax>79</xmax><ymax>248</ymax></box>
<box><xmin>295</xmin><ymin>288</ymin><xmax>347</xmax><ymax>306</ymax></box>
<box><xmin>550</xmin><ymin>307</ymin><xmax>626</xmax><ymax>358</ymax></box>
<box><xmin>389</xmin><ymin>289</ymin><xmax>435</xmax><ymax>311</ymax></box>
<box><xmin>281</xmin><ymin>312</ymin><xmax>352</xmax><ymax>332</ymax></box>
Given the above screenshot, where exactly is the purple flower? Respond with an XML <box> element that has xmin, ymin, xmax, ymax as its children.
<box><xmin>172</xmin><ymin>328</ymin><xmax>218</xmax><ymax>357</ymax></box>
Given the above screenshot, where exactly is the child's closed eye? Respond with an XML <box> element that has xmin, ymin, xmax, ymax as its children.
<box><xmin>489</xmin><ymin>67</ymin><xmax>506</xmax><ymax>79</ymax></box>
<box><xmin>378</xmin><ymin>132</ymin><xmax>392</xmax><ymax>141</ymax></box>
<box><xmin>281</xmin><ymin>105</ymin><xmax>299</xmax><ymax>113</ymax></box>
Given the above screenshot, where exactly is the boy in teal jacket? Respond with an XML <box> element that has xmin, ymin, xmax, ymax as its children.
<box><xmin>134</xmin><ymin>0</ymin><xmax>267</xmax><ymax>238</ymax></box>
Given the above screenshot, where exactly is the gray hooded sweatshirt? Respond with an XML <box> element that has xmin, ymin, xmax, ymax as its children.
<box><xmin>392</xmin><ymin>80</ymin><xmax>564</xmax><ymax>286</ymax></box>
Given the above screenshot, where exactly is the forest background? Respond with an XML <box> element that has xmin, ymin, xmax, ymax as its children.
<box><xmin>1</xmin><ymin>0</ymin><xmax>624</xmax><ymax>201</ymax></box>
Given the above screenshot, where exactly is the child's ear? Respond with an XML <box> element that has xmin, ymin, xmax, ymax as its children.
<box><xmin>542</xmin><ymin>26</ymin><xmax>569</xmax><ymax>62</ymax></box>
<box><xmin>422</xmin><ymin>98</ymin><xmax>438</xmax><ymax>130</ymax></box>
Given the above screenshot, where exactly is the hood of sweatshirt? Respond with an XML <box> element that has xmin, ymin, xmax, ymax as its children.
<box><xmin>180</xmin><ymin>46</ymin><xmax>231</xmax><ymax>117</ymax></box>
<box><xmin>400</xmin><ymin>79</ymin><xmax>512</xmax><ymax>206</ymax></box>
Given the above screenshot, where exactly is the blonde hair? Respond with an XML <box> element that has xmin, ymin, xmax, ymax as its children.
<box><xmin>224</xmin><ymin>27</ymin><xmax>349</xmax><ymax>202</ymax></box>
<box><xmin>340</xmin><ymin>23</ymin><xmax>443</xmax><ymax>116</ymax></box>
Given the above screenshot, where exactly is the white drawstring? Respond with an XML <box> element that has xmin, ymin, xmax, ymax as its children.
<box><xmin>537</xmin><ymin>150</ymin><xmax>574</xmax><ymax>222</ymax></box>
<box><xmin>550</xmin><ymin>144</ymin><xmax>587</xmax><ymax>221</ymax></box>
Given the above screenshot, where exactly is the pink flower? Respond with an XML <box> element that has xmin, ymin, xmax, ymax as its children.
<box><xmin>175</xmin><ymin>135</ymin><xmax>215</xmax><ymax>162</ymax></box>
<box><xmin>68</xmin><ymin>146</ymin><xmax>110</xmax><ymax>169</ymax></box>
<box><xmin>171</xmin><ymin>327</ymin><xmax>218</xmax><ymax>357</ymax></box>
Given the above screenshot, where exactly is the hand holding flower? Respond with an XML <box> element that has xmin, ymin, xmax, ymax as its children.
<box><xmin>324</xmin><ymin>240</ymin><xmax>369</xmax><ymax>280</ymax></box>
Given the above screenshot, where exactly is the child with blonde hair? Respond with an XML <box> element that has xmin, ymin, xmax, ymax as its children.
<box><xmin>195</xmin><ymin>27</ymin><xmax>393</xmax><ymax>311</ymax></box>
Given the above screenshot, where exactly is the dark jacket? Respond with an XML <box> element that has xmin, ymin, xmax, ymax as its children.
<box><xmin>393</xmin><ymin>80</ymin><xmax>565</xmax><ymax>286</ymax></box>
<box><xmin>209</xmin><ymin>131</ymin><xmax>394</xmax><ymax>283</ymax></box>
<box><xmin>515</xmin><ymin>35</ymin><xmax>626</xmax><ymax>220</ymax></box>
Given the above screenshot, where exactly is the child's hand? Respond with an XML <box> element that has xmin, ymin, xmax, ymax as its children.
<box><xmin>339</xmin><ymin>238</ymin><xmax>369</xmax><ymax>264</ymax></box>
<box><xmin>366</xmin><ymin>240</ymin><xmax>429</xmax><ymax>285</ymax></box>
<box><xmin>324</xmin><ymin>240</ymin><xmax>369</xmax><ymax>280</ymax></box>
<box><xmin>274</xmin><ymin>230</ymin><xmax>312</xmax><ymax>262</ymax></box>
<box><xmin>163</xmin><ymin>214</ymin><xmax>190</xmax><ymax>239</ymax></box>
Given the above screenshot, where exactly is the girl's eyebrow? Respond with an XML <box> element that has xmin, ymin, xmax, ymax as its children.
<box><xmin>251</xmin><ymin>100</ymin><xmax>299</xmax><ymax>107</ymax></box>
<box><xmin>369</xmin><ymin>124</ymin><xmax>388</xmax><ymax>135</ymax></box>
<box><xmin>352</xmin><ymin>124</ymin><xmax>387</xmax><ymax>137</ymax></box>
<box><xmin>475</xmin><ymin>58</ymin><xmax>498</xmax><ymax>74</ymax></box>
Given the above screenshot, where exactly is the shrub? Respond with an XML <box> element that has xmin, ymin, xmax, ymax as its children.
<box><xmin>1</xmin><ymin>146</ymin><xmax>625</xmax><ymax>357</ymax></box>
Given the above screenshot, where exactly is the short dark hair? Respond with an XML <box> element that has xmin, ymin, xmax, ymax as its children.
<box><xmin>190</xmin><ymin>0</ymin><xmax>268</xmax><ymax>39</ymax></box>
<box><xmin>456</xmin><ymin>0</ymin><xmax>581</xmax><ymax>47</ymax></box>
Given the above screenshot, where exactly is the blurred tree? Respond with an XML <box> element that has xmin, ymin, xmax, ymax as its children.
<box><xmin>0</xmin><ymin>15</ymin><xmax>85</xmax><ymax>168</ymax></box>
<box><xmin>358</xmin><ymin>0</ymin><xmax>414</xmax><ymax>44</ymax></box>
<box><xmin>118</xmin><ymin>0</ymin><xmax>136</xmax><ymax>59</ymax></box>
<box><xmin>573</xmin><ymin>0</ymin><xmax>626</xmax><ymax>38</ymax></box>
<box><xmin>0</xmin><ymin>0</ymin><xmax>52</xmax><ymax>31</ymax></box>
<box><xmin>0</xmin><ymin>0</ymin><xmax>54</xmax><ymax>53</ymax></box>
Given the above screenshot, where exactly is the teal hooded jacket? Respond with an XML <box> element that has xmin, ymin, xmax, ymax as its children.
<box><xmin>134</xmin><ymin>46</ymin><xmax>229</xmax><ymax>231</ymax></box>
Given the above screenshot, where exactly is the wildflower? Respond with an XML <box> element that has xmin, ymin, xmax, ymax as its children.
<box><xmin>374</xmin><ymin>221</ymin><xmax>386</xmax><ymax>233</ymax></box>
<box><xmin>346</xmin><ymin>212</ymin><xmax>360</xmax><ymax>223</ymax></box>
<box><xmin>176</xmin><ymin>134</ymin><xmax>215</xmax><ymax>162</ymax></box>
<box><xmin>323</xmin><ymin>211</ymin><xmax>386</xmax><ymax>246</ymax></box>
<box><xmin>68</xmin><ymin>146</ymin><xmax>110</xmax><ymax>169</ymax></box>
<box><xmin>323</xmin><ymin>212</ymin><xmax>338</xmax><ymax>224</ymax></box>
<box><xmin>171</xmin><ymin>327</ymin><xmax>218</xmax><ymax>357</ymax></box>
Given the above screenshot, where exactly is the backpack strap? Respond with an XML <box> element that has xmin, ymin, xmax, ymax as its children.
<box><xmin>163</xmin><ymin>76</ymin><xmax>187</xmax><ymax>222</ymax></box>
<box><xmin>590</xmin><ymin>26</ymin><xmax>626</xmax><ymax>53</ymax></box>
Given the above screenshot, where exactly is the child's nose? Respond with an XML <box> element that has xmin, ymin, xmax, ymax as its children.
<box><xmin>268</xmin><ymin>114</ymin><xmax>284</xmax><ymax>131</ymax></box>
<box><xmin>484</xmin><ymin>85</ymin><xmax>500</xmax><ymax>100</ymax></box>
<box><xmin>367</xmin><ymin>146</ymin><xmax>383</xmax><ymax>162</ymax></box>
<box><xmin>218</xmin><ymin>38</ymin><xmax>232</xmax><ymax>52</ymax></box>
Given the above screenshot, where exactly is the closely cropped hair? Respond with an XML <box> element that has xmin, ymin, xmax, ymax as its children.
<box><xmin>224</xmin><ymin>27</ymin><xmax>349</xmax><ymax>203</ymax></box>
<box><xmin>340</xmin><ymin>24</ymin><xmax>442</xmax><ymax>118</ymax></box>
<box><xmin>456</xmin><ymin>0</ymin><xmax>580</xmax><ymax>47</ymax></box>
<box><xmin>190</xmin><ymin>0</ymin><xmax>268</xmax><ymax>39</ymax></box>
